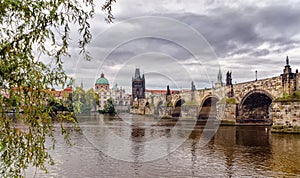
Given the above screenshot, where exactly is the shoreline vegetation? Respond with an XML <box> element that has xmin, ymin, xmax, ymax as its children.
<box><xmin>0</xmin><ymin>0</ymin><xmax>116</xmax><ymax>176</ymax></box>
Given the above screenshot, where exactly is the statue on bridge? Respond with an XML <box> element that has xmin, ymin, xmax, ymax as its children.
<box><xmin>166</xmin><ymin>85</ymin><xmax>172</xmax><ymax>103</ymax></box>
<box><xmin>191</xmin><ymin>81</ymin><xmax>196</xmax><ymax>91</ymax></box>
<box><xmin>166</xmin><ymin>85</ymin><xmax>171</xmax><ymax>95</ymax></box>
<box><xmin>226</xmin><ymin>71</ymin><xmax>234</xmax><ymax>97</ymax></box>
<box><xmin>226</xmin><ymin>71</ymin><xmax>232</xmax><ymax>86</ymax></box>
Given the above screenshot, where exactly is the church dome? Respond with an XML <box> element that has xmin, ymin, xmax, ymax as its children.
<box><xmin>95</xmin><ymin>73</ymin><xmax>109</xmax><ymax>85</ymax></box>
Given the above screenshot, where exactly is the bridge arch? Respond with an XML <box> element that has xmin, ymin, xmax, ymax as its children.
<box><xmin>198</xmin><ymin>95</ymin><xmax>219</xmax><ymax>120</ymax></box>
<box><xmin>238</xmin><ymin>89</ymin><xmax>273</xmax><ymax>124</ymax></box>
<box><xmin>174</xmin><ymin>98</ymin><xmax>185</xmax><ymax>107</ymax></box>
<box><xmin>172</xmin><ymin>99</ymin><xmax>185</xmax><ymax>117</ymax></box>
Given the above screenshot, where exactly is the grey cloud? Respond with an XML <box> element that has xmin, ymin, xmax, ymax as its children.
<box><xmin>60</xmin><ymin>1</ymin><xmax>300</xmax><ymax>90</ymax></box>
<box><xmin>159</xmin><ymin>4</ymin><xmax>300</xmax><ymax>58</ymax></box>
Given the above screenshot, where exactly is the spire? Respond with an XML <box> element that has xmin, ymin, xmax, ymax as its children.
<box><xmin>101</xmin><ymin>72</ymin><xmax>104</xmax><ymax>78</ymax></box>
<box><xmin>135</xmin><ymin>68</ymin><xmax>141</xmax><ymax>79</ymax></box>
<box><xmin>286</xmin><ymin>56</ymin><xmax>290</xmax><ymax>66</ymax></box>
<box><xmin>283</xmin><ymin>56</ymin><xmax>292</xmax><ymax>74</ymax></box>
<box><xmin>217</xmin><ymin>66</ymin><xmax>222</xmax><ymax>84</ymax></box>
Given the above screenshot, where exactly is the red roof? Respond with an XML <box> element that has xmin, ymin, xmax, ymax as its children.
<box><xmin>3</xmin><ymin>87</ymin><xmax>73</xmax><ymax>98</ymax></box>
<box><xmin>63</xmin><ymin>87</ymin><xmax>72</xmax><ymax>92</ymax></box>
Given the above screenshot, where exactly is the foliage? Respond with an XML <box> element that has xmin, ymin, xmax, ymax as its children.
<box><xmin>161</xmin><ymin>102</ymin><xmax>173</xmax><ymax>107</ymax></box>
<box><xmin>274</xmin><ymin>91</ymin><xmax>300</xmax><ymax>102</ymax></box>
<box><xmin>219</xmin><ymin>97</ymin><xmax>238</xmax><ymax>104</ymax></box>
<box><xmin>102</xmin><ymin>0</ymin><xmax>117</xmax><ymax>23</ymax></box>
<box><xmin>99</xmin><ymin>97</ymin><xmax>116</xmax><ymax>114</ymax></box>
<box><xmin>167</xmin><ymin>102</ymin><xmax>173</xmax><ymax>107</ymax></box>
<box><xmin>226</xmin><ymin>97</ymin><xmax>238</xmax><ymax>104</ymax></box>
<box><xmin>48</xmin><ymin>96</ymin><xmax>73</xmax><ymax>115</ymax></box>
<box><xmin>0</xmin><ymin>0</ymin><xmax>115</xmax><ymax>177</ymax></box>
<box><xmin>73</xmin><ymin>87</ymin><xmax>96</xmax><ymax>114</ymax></box>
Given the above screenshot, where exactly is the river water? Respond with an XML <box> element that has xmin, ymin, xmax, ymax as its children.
<box><xmin>26</xmin><ymin>113</ymin><xmax>300</xmax><ymax>177</ymax></box>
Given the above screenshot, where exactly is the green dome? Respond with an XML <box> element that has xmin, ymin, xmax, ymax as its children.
<box><xmin>95</xmin><ymin>73</ymin><xmax>109</xmax><ymax>85</ymax></box>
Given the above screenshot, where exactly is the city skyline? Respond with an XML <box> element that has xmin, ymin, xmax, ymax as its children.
<box><xmin>41</xmin><ymin>0</ymin><xmax>300</xmax><ymax>91</ymax></box>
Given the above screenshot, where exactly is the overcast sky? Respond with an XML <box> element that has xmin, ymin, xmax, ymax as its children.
<box><xmin>58</xmin><ymin>0</ymin><xmax>300</xmax><ymax>93</ymax></box>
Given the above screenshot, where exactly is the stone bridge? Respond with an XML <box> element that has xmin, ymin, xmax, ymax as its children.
<box><xmin>130</xmin><ymin>58</ymin><xmax>300</xmax><ymax>131</ymax></box>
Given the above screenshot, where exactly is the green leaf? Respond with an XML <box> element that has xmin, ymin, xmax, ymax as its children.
<box><xmin>0</xmin><ymin>142</ymin><xmax>5</xmax><ymax>152</ymax></box>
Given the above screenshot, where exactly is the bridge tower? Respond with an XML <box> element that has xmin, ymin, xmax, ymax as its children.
<box><xmin>214</xmin><ymin>66</ymin><xmax>223</xmax><ymax>88</ymax></box>
<box><xmin>132</xmin><ymin>67</ymin><xmax>145</xmax><ymax>101</ymax></box>
<box><xmin>281</xmin><ymin>56</ymin><xmax>297</xmax><ymax>95</ymax></box>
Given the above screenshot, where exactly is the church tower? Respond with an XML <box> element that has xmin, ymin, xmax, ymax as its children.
<box><xmin>214</xmin><ymin>66</ymin><xmax>223</xmax><ymax>88</ymax></box>
<box><xmin>132</xmin><ymin>67</ymin><xmax>145</xmax><ymax>100</ymax></box>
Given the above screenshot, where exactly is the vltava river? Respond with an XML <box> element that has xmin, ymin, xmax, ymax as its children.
<box><xmin>27</xmin><ymin>113</ymin><xmax>300</xmax><ymax>177</ymax></box>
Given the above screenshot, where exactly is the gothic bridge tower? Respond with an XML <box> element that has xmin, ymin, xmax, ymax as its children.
<box><xmin>132</xmin><ymin>67</ymin><xmax>145</xmax><ymax>101</ymax></box>
<box><xmin>281</xmin><ymin>56</ymin><xmax>297</xmax><ymax>95</ymax></box>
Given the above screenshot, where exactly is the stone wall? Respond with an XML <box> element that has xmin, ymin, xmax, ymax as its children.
<box><xmin>221</xmin><ymin>103</ymin><xmax>237</xmax><ymax>124</ymax></box>
<box><xmin>271</xmin><ymin>101</ymin><xmax>300</xmax><ymax>133</ymax></box>
<box><xmin>296</xmin><ymin>73</ymin><xmax>300</xmax><ymax>91</ymax></box>
<box><xmin>232</xmin><ymin>76</ymin><xmax>282</xmax><ymax>102</ymax></box>
<box><xmin>180</xmin><ymin>105</ymin><xmax>199</xmax><ymax>119</ymax></box>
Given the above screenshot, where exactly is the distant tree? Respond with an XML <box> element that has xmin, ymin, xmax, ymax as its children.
<box><xmin>73</xmin><ymin>87</ymin><xmax>96</xmax><ymax>114</ymax></box>
<box><xmin>85</xmin><ymin>88</ymin><xmax>97</xmax><ymax>113</ymax></box>
<box><xmin>99</xmin><ymin>97</ymin><xmax>116</xmax><ymax>114</ymax></box>
<box><xmin>0</xmin><ymin>0</ymin><xmax>116</xmax><ymax>177</ymax></box>
<box><xmin>94</xmin><ymin>92</ymin><xmax>100</xmax><ymax>111</ymax></box>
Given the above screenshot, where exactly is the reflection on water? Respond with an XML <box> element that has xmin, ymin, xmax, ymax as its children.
<box><xmin>26</xmin><ymin>113</ymin><xmax>300</xmax><ymax>177</ymax></box>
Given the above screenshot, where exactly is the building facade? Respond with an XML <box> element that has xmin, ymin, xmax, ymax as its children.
<box><xmin>95</xmin><ymin>73</ymin><xmax>111</xmax><ymax>110</ymax></box>
<box><xmin>111</xmin><ymin>84</ymin><xmax>131</xmax><ymax>112</ymax></box>
<box><xmin>95</xmin><ymin>73</ymin><xmax>130</xmax><ymax>112</ymax></box>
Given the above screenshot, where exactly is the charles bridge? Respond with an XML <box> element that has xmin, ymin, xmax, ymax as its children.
<box><xmin>130</xmin><ymin>57</ymin><xmax>300</xmax><ymax>133</ymax></box>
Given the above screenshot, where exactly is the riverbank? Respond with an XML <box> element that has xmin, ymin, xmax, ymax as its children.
<box><xmin>271</xmin><ymin>125</ymin><xmax>300</xmax><ymax>134</ymax></box>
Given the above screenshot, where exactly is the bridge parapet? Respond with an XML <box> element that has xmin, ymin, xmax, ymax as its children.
<box><xmin>232</xmin><ymin>76</ymin><xmax>283</xmax><ymax>102</ymax></box>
